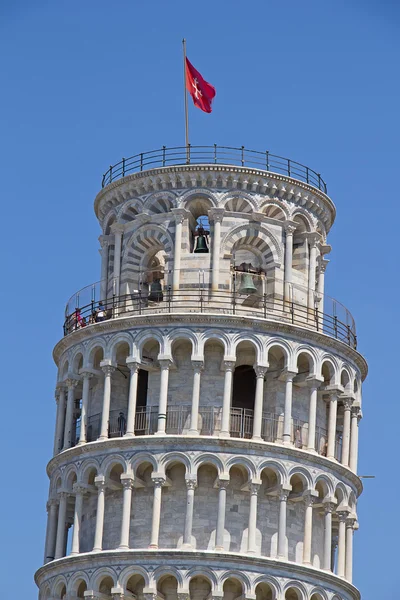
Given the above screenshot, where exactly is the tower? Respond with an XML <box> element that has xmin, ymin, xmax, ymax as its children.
<box><xmin>35</xmin><ymin>146</ymin><xmax>367</xmax><ymax>600</ymax></box>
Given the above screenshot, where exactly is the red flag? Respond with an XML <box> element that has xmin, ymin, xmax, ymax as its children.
<box><xmin>185</xmin><ymin>57</ymin><xmax>216</xmax><ymax>113</ymax></box>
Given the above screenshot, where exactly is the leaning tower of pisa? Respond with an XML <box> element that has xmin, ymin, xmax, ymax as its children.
<box><xmin>35</xmin><ymin>146</ymin><xmax>367</xmax><ymax>600</ymax></box>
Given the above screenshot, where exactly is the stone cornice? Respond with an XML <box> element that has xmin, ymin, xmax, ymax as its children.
<box><xmin>34</xmin><ymin>549</ymin><xmax>360</xmax><ymax>600</ymax></box>
<box><xmin>46</xmin><ymin>433</ymin><xmax>363</xmax><ymax>497</ymax></box>
<box><xmin>93</xmin><ymin>165</ymin><xmax>336</xmax><ymax>232</ymax></box>
<box><xmin>53</xmin><ymin>312</ymin><xmax>368</xmax><ymax>379</ymax></box>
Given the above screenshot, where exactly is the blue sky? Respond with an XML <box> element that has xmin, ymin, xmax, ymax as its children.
<box><xmin>0</xmin><ymin>1</ymin><xmax>398</xmax><ymax>597</ymax></box>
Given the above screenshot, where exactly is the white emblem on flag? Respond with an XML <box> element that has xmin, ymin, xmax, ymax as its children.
<box><xmin>192</xmin><ymin>78</ymin><xmax>203</xmax><ymax>99</ymax></box>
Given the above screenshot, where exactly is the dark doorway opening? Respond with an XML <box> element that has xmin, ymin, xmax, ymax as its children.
<box><xmin>231</xmin><ymin>365</ymin><xmax>256</xmax><ymax>438</ymax></box>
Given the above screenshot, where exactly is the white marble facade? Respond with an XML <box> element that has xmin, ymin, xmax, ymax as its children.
<box><xmin>36</xmin><ymin>160</ymin><xmax>367</xmax><ymax>600</ymax></box>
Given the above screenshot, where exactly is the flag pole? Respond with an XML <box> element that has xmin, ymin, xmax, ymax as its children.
<box><xmin>182</xmin><ymin>38</ymin><xmax>190</xmax><ymax>161</ymax></box>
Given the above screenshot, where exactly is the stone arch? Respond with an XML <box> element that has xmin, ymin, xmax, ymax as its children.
<box><xmin>220</xmin><ymin>191</ymin><xmax>257</xmax><ymax>213</ymax></box>
<box><xmin>101</xmin><ymin>454</ymin><xmax>129</xmax><ymax>478</ymax></box>
<box><xmin>314</xmin><ymin>474</ymin><xmax>334</xmax><ymax>498</ymax></box>
<box><xmin>117</xmin><ymin>197</ymin><xmax>142</xmax><ymax>223</ymax></box>
<box><xmin>219</xmin><ymin>571</ymin><xmax>251</xmax><ymax>595</ymax></box>
<box><xmin>108</xmin><ymin>333</ymin><xmax>134</xmax><ymax>363</ymax></box>
<box><xmin>226</xmin><ymin>456</ymin><xmax>256</xmax><ymax>480</ymax></box>
<box><xmin>71</xmin><ymin>347</ymin><xmax>84</xmax><ymax>374</ymax></box>
<box><xmin>179</xmin><ymin>188</ymin><xmax>218</xmax><ymax>210</ymax></box>
<box><xmin>167</xmin><ymin>328</ymin><xmax>199</xmax><ymax>356</ymax></box>
<box><xmin>79</xmin><ymin>460</ymin><xmax>100</xmax><ymax>484</ymax></box>
<box><xmin>340</xmin><ymin>365</ymin><xmax>352</xmax><ymax>390</ymax></box>
<box><xmin>283</xmin><ymin>581</ymin><xmax>307</xmax><ymax>600</ymax></box>
<box><xmin>199</xmin><ymin>330</ymin><xmax>230</xmax><ymax>355</ymax></box>
<box><xmin>86</xmin><ymin>340</ymin><xmax>106</xmax><ymax>367</ymax></box>
<box><xmin>319</xmin><ymin>355</ymin><xmax>339</xmax><ymax>384</ymax></box>
<box><xmin>288</xmin><ymin>466</ymin><xmax>313</xmax><ymax>491</ymax></box>
<box><xmin>262</xmin><ymin>201</ymin><xmax>288</xmax><ymax>221</ymax></box>
<box><xmin>63</xmin><ymin>464</ymin><xmax>78</xmax><ymax>490</ymax></box>
<box><xmin>52</xmin><ymin>576</ymin><xmax>68</xmax><ymax>598</ymax></box>
<box><xmin>294</xmin><ymin>345</ymin><xmax>318</xmax><ymax>374</ymax></box>
<box><xmin>103</xmin><ymin>209</ymin><xmax>117</xmax><ymax>235</ymax></box>
<box><xmin>186</xmin><ymin>567</ymin><xmax>217</xmax><ymax>590</ymax></box>
<box><xmin>334</xmin><ymin>482</ymin><xmax>348</xmax><ymax>507</ymax></box>
<box><xmin>253</xmin><ymin>575</ymin><xmax>281</xmax><ymax>600</ymax></box>
<box><xmin>130</xmin><ymin>452</ymin><xmax>158</xmax><ymax>475</ymax></box>
<box><xmin>119</xmin><ymin>565</ymin><xmax>150</xmax><ymax>590</ymax></box>
<box><xmin>121</xmin><ymin>224</ymin><xmax>174</xmax><ymax>289</ymax></box>
<box><xmin>133</xmin><ymin>330</ymin><xmax>165</xmax><ymax>358</ymax></box>
<box><xmin>231</xmin><ymin>333</ymin><xmax>265</xmax><ymax>365</ymax></box>
<box><xmin>68</xmin><ymin>572</ymin><xmax>90</xmax><ymax>595</ymax></box>
<box><xmin>40</xmin><ymin>584</ymin><xmax>51</xmax><ymax>600</ymax></box>
<box><xmin>153</xmin><ymin>566</ymin><xmax>184</xmax><ymax>587</ymax></box>
<box><xmin>160</xmin><ymin>452</ymin><xmax>192</xmax><ymax>476</ymax></box>
<box><xmin>59</xmin><ymin>356</ymin><xmax>70</xmax><ymax>381</ymax></box>
<box><xmin>265</xmin><ymin>339</ymin><xmax>293</xmax><ymax>370</ymax></box>
<box><xmin>193</xmin><ymin>453</ymin><xmax>225</xmax><ymax>477</ymax></box>
<box><xmin>309</xmin><ymin>588</ymin><xmax>329</xmax><ymax>600</ymax></box>
<box><xmin>91</xmin><ymin>567</ymin><xmax>117</xmax><ymax>592</ymax></box>
<box><xmin>222</xmin><ymin>223</ymin><xmax>283</xmax><ymax>267</ymax></box>
<box><xmin>258</xmin><ymin>459</ymin><xmax>286</xmax><ymax>485</ymax></box>
<box><xmin>143</xmin><ymin>191</ymin><xmax>177</xmax><ymax>214</ymax></box>
<box><xmin>291</xmin><ymin>210</ymin><xmax>313</xmax><ymax>232</ymax></box>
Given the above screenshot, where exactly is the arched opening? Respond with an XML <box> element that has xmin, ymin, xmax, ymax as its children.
<box><xmin>131</xmin><ymin>461</ymin><xmax>154</xmax><ymax>548</ymax></box>
<box><xmin>80</xmin><ymin>466</ymin><xmax>98</xmax><ymax>552</ymax></box>
<box><xmin>103</xmin><ymin>464</ymin><xmax>124</xmax><ymax>550</ymax></box>
<box><xmin>310</xmin><ymin>594</ymin><xmax>324</xmax><ymax>600</ymax></box>
<box><xmin>192</xmin><ymin>463</ymin><xmax>219</xmax><ymax>550</ymax></box>
<box><xmin>98</xmin><ymin>575</ymin><xmax>114</xmax><ymax>597</ymax></box>
<box><xmin>107</xmin><ymin>342</ymin><xmax>130</xmax><ymax>438</ymax></box>
<box><xmin>77</xmin><ymin>580</ymin><xmax>87</xmax><ymax>598</ymax></box>
<box><xmin>189</xmin><ymin>576</ymin><xmax>212</xmax><ymax>600</ymax></box>
<box><xmin>260</xmin><ymin>467</ymin><xmax>281</xmax><ymax>556</ymax></box>
<box><xmin>126</xmin><ymin>574</ymin><xmax>146</xmax><ymax>600</ymax></box>
<box><xmin>223</xmin><ymin>578</ymin><xmax>243</xmax><ymax>600</ymax></box>
<box><xmin>225</xmin><ymin>465</ymin><xmax>249</xmax><ymax>552</ymax></box>
<box><xmin>255</xmin><ymin>582</ymin><xmax>274</xmax><ymax>600</ymax></box>
<box><xmin>288</xmin><ymin>474</ymin><xmax>308</xmax><ymax>562</ymax></box>
<box><xmin>185</xmin><ymin>196</ymin><xmax>213</xmax><ymax>253</ymax></box>
<box><xmin>157</xmin><ymin>575</ymin><xmax>178</xmax><ymax>600</ymax></box>
<box><xmin>285</xmin><ymin>588</ymin><xmax>302</xmax><ymax>600</ymax></box>
<box><xmin>135</xmin><ymin>339</ymin><xmax>160</xmax><ymax>434</ymax></box>
<box><xmin>168</xmin><ymin>339</ymin><xmax>194</xmax><ymax>433</ymax></box>
<box><xmin>65</xmin><ymin>472</ymin><xmax>77</xmax><ymax>556</ymax></box>
<box><xmin>159</xmin><ymin>462</ymin><xmax>187</xmax><ymax>548</ymax></box>
<box><xmin>202</xmin><ymin>339</ymin><xmax>225</xmax><ymax>435</ymax></box>
<box><xmin>292</xmin><ymin>352</ymin><xmax>314</xmax><ymax>449</ymax></box>
<box><xmin>55</xmin><ymin>583</ymin><xmax>66</xmax><ymax>600</ymax></box>
<box><xmin>231</xmin><ymin>341</ymin><xmax>257</xmax><ymax>438</ymax></box>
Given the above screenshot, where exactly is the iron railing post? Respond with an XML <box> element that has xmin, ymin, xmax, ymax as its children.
<box><xmin>122</xmin><ymin>157</ymin><xmax>126</xmax><ymax>177</ymax></box>
<box><xmin>109</xmin><ymin>165</ymin><xmax>113</xmax><ymax>183</ymax></box>
<box><xmin>288</xmin><ymin>159</ymin><xmax>291</xmax><ymax>177</ymax></box>
<box><xmin>266</xmin><ymin>150</ymin><xmax>269</xmax><ymax>171</ymax></box>
<box><xmin>334</xmin><ymin>315</ymin><xmax>338</xmax><ymax>338</ymax></box>
<box><xmin>140</xmin><ymin>154</ymin><xmax>143</xmax><ymax>171</ymax></box>
<box><xmin>241</xmin><ymin>145</ymin><xmax>245</xmax><ymax>166</ymax></box>
<box><xmin>214</xmin><ymin>143</ymin><xmax>217</xmax><ymax>163</ymax></box>
<box><xmin>162</xmin><ymin>146</ymin><xmax>166</xmax><ymax>167</ymax></box>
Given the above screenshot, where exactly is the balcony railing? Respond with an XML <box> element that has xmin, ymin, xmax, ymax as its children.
<box><xmin>73</xmin><ymin>406</ymin><xmax>342</xmax><ymax>461</ymax></box>
<box><xmin>64</xmin><ymin>285</ymin><xmax>357</xmax><ymax>348</ymax></box>
<box><xmin>101</xmin><ymin>145</ymin><xmax>328</xmax><ymax>194</ymax></box>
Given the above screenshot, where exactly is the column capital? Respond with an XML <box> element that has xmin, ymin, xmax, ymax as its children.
<box><xmin>305</xmin><ymin>231</ymin><xmax>321</xmax><ymax>248</ymax></box>
<box><xmin>171</xmin><ymin>207</ymin><xmax>190</xmax><ymax>224</ymax></box>
<box><xmin>58</xmin><ymin>490</ymin><xmax>69</xmax><ymax>501</ymax></box>
<box><xmin>191</xmin><ymin>360</ymin><xmax>204</xmax><ymax>373</ymax></box>
<box><xmin>46</xmin><ymin>498</ymin><xmax>59</xmax><ymax>511</ymax></box>
<box><xmin>158</xmin><ymin>357</ymin><xmax>174</xmax><ymax>370</ymax></box>
<box><xmin>337</xmin><ymin>508</ymin><xmax>351</xmax><ymax>522</ymax></box>
<box><xmin>319</xmin><ymin>243</ymin><xmax>332</xmax><ymax>256</ymax></box>
<box><xmin>100</xmin><ymin>362</ymin><xmax>116</xmax><ymax>376</ymax></box>
<box><xmin>73</xmin><ymin>483</ymin><xmax>88</xmax><ymax>496</ymax></box>
<box><xmin>126</xmin><ymin>358</ymin><xmax>140</xmax><ymax>372</ymax></box>
<box><xmin>302</xmin><ymin>490</ymin><xmax>319</xmax><ymax>507</ymax></box>
<box><xmin>254</xmin><ymin>365</ymin><xmax>268</xmax><ymax>378</ymax></box>
<box><xmin>222</xmin><ymin>359</ymin><xmax>236</xmax><ymax>372</ymax></box>
<box><xmin>278</xmin><ymin>368</ymin><xmax>297</xmax><ymax>383</ymax></box>
<box><xmin>283</xmin><ymin>220</ymin><xmax>297</xmax><ymax>235</ymax></box>
<box><xmin>94</xmin><ymin>475</ymin><xmax>106</xmax><ymax>491</ymax></box>
<box><xmin>323</xmin><ymin>500</ymin><xmax>337</xmax><ymax>514</ymax></box>
<box><xmin>249</xmin><ymin>482</ymin><xmax>261</xmax><ymax>495</ymax></box>
<box><xmin>351</xmin><ymin>404</ymin><xmax>361</xmax><ymax>418</ymax></box>
<box><xmin>151</xmin><ymin>475</ymin><xmax>167</xmax><ymax>488</ymax></box>
<box><xmin>185</xmin><ymin>478</ymin><xmax>198</xmax><ymax>490</ymax></box>
<box><xmin>278</xmin><ymin>484</ymin><xmax>292</xmax><ymax>502</ymax></box>
<box><xmin>216</xmin><ymin>477</ymin><xmax>230</xmax><ymax>490</ymax></box>
<box><xmin>318</xmin><ymin>256</ymin><xmax>330</xmax><ymax>273</ymax></box>
<box><xmin>111</xmin><ymin>587</ymin><xmax>125</xmax><ymax>600</ymax></box>
<box><xmin>120</xmin><ymin>474</ymin><xmax>135</xmax><ymax>490</ymax></box>
<box><xmin>346</xmin><ymin>516</ymin><xmax>357</xmax><ymax>529</ymax></box>
<box><xmin>79</xmin><ymin>369</ymin><xmax>95</xmax><ymax>380</ymax></box>
<box><xmin>65</xmin><ymin>377</ymin><xmax>79</xmax><ymax>389</ymax></box>
<box><xmin>110</xmin><ymin>222</ymin><xmax>125</xmax><ymax>236</ymax></box>
<box><xmin>208</xmin><ymin>207</ymin><xmax>225</xmax><ymax>223</ymax></box>
<box><xmin>306</xmin><ymin>375</ymin><xmax>324</xmax><ymax>389</ymax></box>
<box><xmin>55</xmin><ymin>382</ymin><xmax>66</xmax><ymax>394</ymax></box>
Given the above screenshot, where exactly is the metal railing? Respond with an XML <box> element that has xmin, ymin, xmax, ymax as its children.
<box><xmin>74</xmin><ymin>406</ymin><xmax>341</xmax><ymax>460</ymax></box>
<box><xmin>64</xmin><ymin>286</ymin><xmax>357</xmax><ymax>348</ymax></box>
<box><xmin>101</xmin><ymin>145</ymin><xmax>327</xmax><ymax>194</ymax></box>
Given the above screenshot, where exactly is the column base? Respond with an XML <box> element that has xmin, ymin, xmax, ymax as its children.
<box><xmin>188</xmin><ymin>429</ymin><xmax>200</xmax><ymax>436</ymax></box>
<box><xmin>69</xmin><ymin>551</ymin><xmax>79</xmax><ymax>556</ymax></box>
<box><xmin>252</xmin><ymin>436</ymin><xmax>262</xmax><ymax>442</ymax></box>
<box><xmin>214</xmin><ymin>546</ymin><xmax>224</xmax><ymax>552</ymax></box>
<box><xmin>124</xmin><ymin>432</ymin><xmax>135</xmax><ymax>438</ymax></box>
<box><xmin>76</xmin><ymin>440</ymin><xmax>87</xmax><ymax>446</ymax></box>
<box><xmin>118</xmin><ymin>544</ymin><xmax>129</xmax><ymax>551</ymax></box>
<box><xmin>181</xmin><ymin>543</ymin><xmax>193</xmax><ymax>550</ymax></box>
<box><xmin>148</xmin><ymin>543</ymin><xmax>158</xmax><ymax>549</ymax></box>
<box><xmin>92</xmin><ymin>547</ymin><xmax>102</xmax><ymax>553</ymax></box>
<box><xmin>219</xmin><ymin>431</ymin><xmax>230</xmax><ymax>439</ymax></box>
<box><xmin>306</xmin><ymin>447</ymin><xmax>317</xmax><ymax>454</ymax></box>
<box><xmin>154</xmin><ymin>430</ymin><xmax>166</xmax><ymax>436</ymax></box>
<box><xmin>98</xmin><ymin>435</ymin><xmax>108</xmax><ymax>442</ymax></box>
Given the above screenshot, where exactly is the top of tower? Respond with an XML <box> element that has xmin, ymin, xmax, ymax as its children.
<box><xmin>94</xmin><ymin>145</ymin><xmax>335</xmax><ymax>231</ymax></box>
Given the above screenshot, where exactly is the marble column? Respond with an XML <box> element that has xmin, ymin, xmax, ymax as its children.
<box><xmin>323</xmin><ymin>502</ymin><xmax>335</xmax><ymax>571</ymax></box>
<box><xmin>77</xmin><ymin>372</ymin><xmax>93</xmax><ymax>445</ymax></box>
<box><xmin>55</xmin><ymin>492</ymin><xmax>68</xmax><ymax>559</ymax></box>
<box><xmin>337</xmin><ymin>510</ymin><xmax>349</xmax><ymax>578</ymax></box>
<box><xmin>307</xmin><ymin>233</ymin><xmax>319</xmax><ymax>311</ymax></box>
<box><xmin>349</xmin><ymin>406</ymin><xmax>361</xmax><ymax>473</ymax></box>
<box><xmin>189</xmin><ymin>360</ymin><xmax>204</xmax><ymax>435</ymax></box>
<box><xmin>284</xmin><ymin>223</ymin><xmax>296</xmax><ymax>303</ymax></box>
<box><xmin>345</xmin><ymin>517</ymin><xmax>356</xmax><ymax>583</ymax></box>
<box><xmin>277</xmin><ymin>489</ymin><xmax>290</xmax><ymax>559</ymax></box>
<box><xmin>156</xmin><ymin>359</ymin><xmax>172</xmax><ymax>435</ymax></box>
<box><xmin>63</xmin><ymin>379</ymin><xmax>78</xmax><ymax>450</ymax></box>
<box><xmin>93</xmin><ymin>476</ymin><xmax>106</xmax><ymax>552</ymax></box>
<box><xmin>149</xmin><ymin>476</ymin><xmax>166</xmax><ymax>549</ymax></box>
<box><xmin>99</xmin><ymin>235</ymin><xmax>109</xmax><ymax>301</ymax></box>
<box><xmin>220</xmin><ymin>360</ymin><xmax>235</xmax><ymax>438</ymax></box>
<box><xmin>182</xmin><ymin>479</ymin><xmax>197</xmax><ymax>548</ymax></box>
<box><xmin>53</xmin><ymin>385</ymin><xmax>66</xmax><ymax>455</ymax></box>
<box><xmin>282</xmin><ymin>371</ymin><xmax>296</xmax><ymax>445</ymax></box>
<box><xmin>99</xmin><ymin>363</ymin><xmax>115</xmax><ymax>440</ymax></box>
<box><xmin>252</xmin><ymin>366</ymin><xmax>267</xmax><ymax>440</ymax></box>
<box><xmin>119</xmin><ymin>475</ymin><xmax>134</xmax><ymax>550</ymax></box>
<box><xmin>215</xmin><ymin>478</ymin><xmax>229</xmax><ymax>551</ymax></box>
<box><xmin>341</xmin><ymin>397</ymin><xmax>352</xmax><ymax>467</ymax></box>
<box><xmin>71</xmin><ymin>484</ymin><xmax>86</xmax><ymax>555</ymax></box>
<box><xmin>209</xmin><ymin>209</ymin><xmax>225</xmax><ymax>293</ymax></box>
<box><xmin>306</xmin><ymin>377</ymin><xmax>322</xmax><ymax>452</ymax></box>
<box><xmin>247</xmin><ymin>482</ymin><xmax>260</xmax><ymax>554</ymax></box>
<box><xmin>44</xmin><ymin>499</ymin><xmax>58</xmax><ymax>563</ymax></box>
<box><xmin>125</xmin><ymin>360</ymin><xmax>140</xmax><ymax>437</ymax></box>
<box><xmin>302</xmin><ymin>493</ymin><xmax>317</xmax><ymax>564</ymax></box>
<box><xmin>111</xmin><ymin>223</ymin><xmax>124</xmax><ymax>297</ymax></box>
<box><xmin>327</xmin><ymin>390</ymin><xmax>339</xmax><ymax>460</ymax></box>
<box><xmin>317</xmin><ymin>256</ymin><xmax>329</xmax><ymax>318</ymax></box>
<box><xmin>172</xmin><ymin>210</ymin><xmax>186</xmax><ymax>291</ymax></box>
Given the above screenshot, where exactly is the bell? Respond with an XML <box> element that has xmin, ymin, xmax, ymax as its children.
<box><xmin>148</xmin><ymin>279</ymin><xmax>163</xmax><ymax>302</ymax></box>
<box><xmin>194</xmin><ymin>234</ymin><xmax>208</xmax><ymax>253</ymax></box>
<box><xmin>238</xmin><ymin>273</ymin><xmax>257</xmax><ymax>295</ymax></box>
